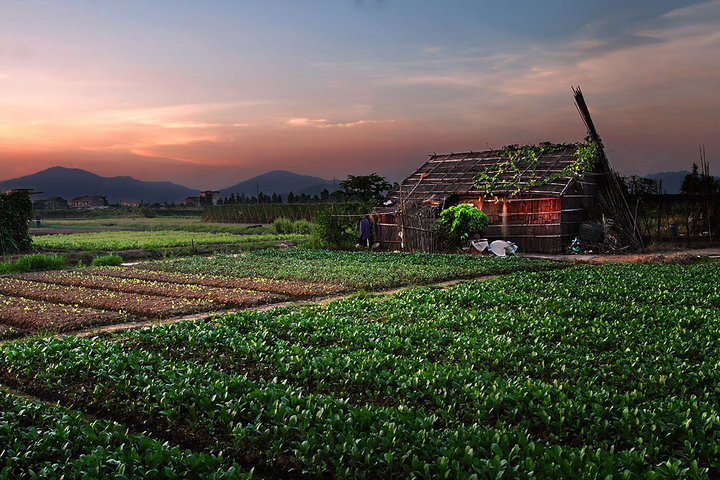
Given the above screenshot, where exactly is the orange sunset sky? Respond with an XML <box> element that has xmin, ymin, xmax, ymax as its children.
<box><xmin>1</xmin><ymin>1</ymin><xmax>719</xmax><ymax>189</ymax></box>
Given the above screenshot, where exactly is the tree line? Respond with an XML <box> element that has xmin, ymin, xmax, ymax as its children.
<box><xmin>216</xmin><ymin>173</ymin><xmax>395</xmax><ymax>207</ymax></box>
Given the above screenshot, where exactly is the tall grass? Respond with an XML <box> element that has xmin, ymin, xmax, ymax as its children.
<box><xmin>0</xmin><ymin>254</ymin><xmax>66</xmax><ymax>274</ymax></box>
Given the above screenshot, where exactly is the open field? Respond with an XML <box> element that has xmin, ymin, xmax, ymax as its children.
<box><xmin>31</xmin><ymin>216</ymin><xmax>274</xmax><ymax>234</ymax></box>
<box><xmin>1</xmin><ymin>262</ymin><xmax>718</xmax><ymax>478</ymax></box>
<box><xmin>0</xmin><ymin>250</ymin><xmax>555</xmax><ymax>338</ymax></box>
<box><xmin>31</xmin><ymin>231</ymin><xmax>307</xmax><ymax>251</ymax></box>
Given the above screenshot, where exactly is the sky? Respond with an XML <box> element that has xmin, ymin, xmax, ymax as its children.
<box><xmin>1</xmin><ymin>0</ymin><xmax>718</xmax><ymax>189</ymax></box>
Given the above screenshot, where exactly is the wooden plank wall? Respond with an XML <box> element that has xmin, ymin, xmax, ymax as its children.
<box><xmin>376</xmin><ymin>194</ymin><xmax>592</xmax><ymax>253</ymax></box>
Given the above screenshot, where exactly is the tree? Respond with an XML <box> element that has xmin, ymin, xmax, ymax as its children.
<box><xmin>681</xmin><ymin>163</ymin><xmax>702</xmax><ymax>195</ymax></box>
<box><xmin>622</xmin><ymin>175</ymin><xmax>659</xmax><ymax>197</ymax></box>
<box><xmin>338</xmin><ymin>173</ymin><xmax>392</xmax><ymax>206</ymax></box>
<box><xmin>287</xmin><ymin>192</ymin><xmax>295</xmax><ymax>203</ymax></box>
<box><xmin>681</xmin><ymin>163</ymin><xmax>719</xmax><ymax>195</ymax></box>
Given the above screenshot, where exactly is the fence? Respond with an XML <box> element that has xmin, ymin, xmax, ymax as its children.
<box><xmin>202</xmin><ymin>203</ymin><xmax>355</xmax><ymax>224</ymax></box>
<box><xmin>631</xmin><ymin>193</ymin><xmax>719</xmax><ymax>245</ymax></box>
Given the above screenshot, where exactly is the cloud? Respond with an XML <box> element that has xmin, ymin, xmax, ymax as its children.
<box><xmin>285</xmin><ymin>117</ymin><xmax>379</xmax><ymax>128</ymax></box>
<box><xmin>662</xmin><ymin>0</ymin><xmax>720</xmax><ymax>19</ymax></box>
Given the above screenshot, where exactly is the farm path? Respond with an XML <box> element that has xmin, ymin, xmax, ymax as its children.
<box><xmin>521</xmin><ymin>246</ymin><xmax>720</xmax><ymax>264</ymax></box>
<box><xmin>68</xmin><ymin>275</ymin><xmax>501</xmax><ymax>339</ymax></box>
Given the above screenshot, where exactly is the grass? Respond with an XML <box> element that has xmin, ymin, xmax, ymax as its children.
<box><xmin>90</xmin><ymin>254</ymin><xmax>123</xmax><ymax>266</ymax></box>
<box><xmin>0</xmin><ymin>254</ymin><xmax>66</xmax><ymax>274</ymax></box>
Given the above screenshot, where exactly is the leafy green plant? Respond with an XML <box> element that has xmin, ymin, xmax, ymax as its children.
<box><xmin>435</xmin><ymin>204</ymin><xmax>489</xmax><ymax>250</ymax></box>
<box><xmin>0</xmin><ymin>391</ymin><xmax>249</xmax><ymax>479</ymax></box>
<box><xmin>90</xmin><ymin>254</ymin><xmax>123</xmax><ymax>266</ymax></box>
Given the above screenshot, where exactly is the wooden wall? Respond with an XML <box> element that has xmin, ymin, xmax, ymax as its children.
<box><xmin>375</xmin><ymin>192</ymin><xmax>595</xmax><ymax>253</ymax></box>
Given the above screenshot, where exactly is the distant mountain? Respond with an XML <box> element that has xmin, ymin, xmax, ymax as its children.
<box><xmin>645</xmin><ymin>171</ymin><xmax>690</xmax><ymax>194</ymax></box>
<box><xmin>219</xmin><ymin>170</ymin><xmax>338</xmax><ymax>200</ymax></box>
<box><xmin>0</xmin><ymin>166</ymin><xmax>199</xmax><ymax>204</ymax></box>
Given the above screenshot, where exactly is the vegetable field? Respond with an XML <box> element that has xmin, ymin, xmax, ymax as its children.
<box><xmin>32</xmin><ymin>231</ymin><xmax>306</xmax><ymax>252</ymax></box>
<box><xmin>0</xmin><ymin>250</ymin><xmax>551</xmax><ymax>338</ymax></box>
<box><xmin>1</xmin><ymin>262</ymin><xmax>719</xmax><ymax>478</ymax></box>
<box><xmin>154</xmin><ymin>249</ymin><xmax>558</xmax><ymax>289</ymax></box>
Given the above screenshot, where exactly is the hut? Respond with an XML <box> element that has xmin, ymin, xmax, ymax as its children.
<box><xmin>372</xmin><ymin>87</ymin><xmax>642</xmax><ymax>254</ymax></box>
<box><xmin>373</xmin><ymin>142</ymin><xmax>639</xmax><ymax>253</ymax></box>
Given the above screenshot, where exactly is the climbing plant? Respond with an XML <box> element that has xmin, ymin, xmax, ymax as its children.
<box><xmin>0</xmin><ymin>191</ymin><xmax>34</xmax><ymax>254</ymax></box>
<box><xmin>474</xmin><ymin>141</ymin><xmax>600</xmax><ymax>198</ymax></box>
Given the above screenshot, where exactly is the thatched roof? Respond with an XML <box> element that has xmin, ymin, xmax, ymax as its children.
<box><xmin>376</xmin><ymin>145</ymin><xmax>588</xmax><ymax>213</ymax></box>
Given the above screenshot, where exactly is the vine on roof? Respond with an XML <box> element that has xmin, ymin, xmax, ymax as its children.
<box><xmin>473</xmin><ymin>141</ymin><xmax>600</xmax><ymax>198</ymax></box>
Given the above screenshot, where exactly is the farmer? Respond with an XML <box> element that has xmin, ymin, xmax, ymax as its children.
<box><xmin>358</xmin><ymin>215</ymin><xmax>371</xmax><ymax>248</ymax></box>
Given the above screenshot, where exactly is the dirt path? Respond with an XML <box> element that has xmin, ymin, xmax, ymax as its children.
<box><xmin>520</xmin><ymin>247</ymin><xmax>720</xmax><ymax>264</ymax></box>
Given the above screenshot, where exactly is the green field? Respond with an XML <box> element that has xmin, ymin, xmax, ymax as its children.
<box><xmin>153</xmin><ymin>249</ymin><xmax>560</xmax><ymax>289</ymax></box>
<box><xmin>2</xmin><ymin>262</ymin><xmax>718</xmax><ymax>478</ymax></box>
<box><xmin>31</xmin><ymin>231</ymin><xmax>306</xmax><ymax>251</ymax></box>
<box><xmin>31</xmin><ymin>217</ymin><xmax>273</xmax><ymax>234</ymax></box>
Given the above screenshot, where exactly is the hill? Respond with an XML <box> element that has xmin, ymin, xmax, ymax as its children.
<box><xmin>0</xmin><ymin>167</ymin><xmax>199</xmax><ymax>204</ymax></box>
<box><xmin>219</xmin><ymin>170</ymin><xmax>337</xmax><ymax>200</ymax></box>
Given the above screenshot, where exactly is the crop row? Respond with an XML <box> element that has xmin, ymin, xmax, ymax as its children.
<box><xmin>32</xmin><ymin>230</ymin><xmax>307</xmax><ymax>251</ymax></box>
<box><xmin>87</xmin><ymin>266</ymin><xmax>344</xmax><ymax>297</ymax></box>
<box><xmin>507</xmin><ymin>264</ymin><xmax>720</xmax><ymax>309</ymax></box>
<box><xmin>156</xmin><ymin>249</ymin><xmax>559</xmax><ymax>289</ymax></box>
<box><xmin>0</xmin><ymin>294</ymin><xmax>127</xmax><ymax>333</ymax></box>
<box><xmin>0</xmin><ymin>336</ymin><xmax>685</xmax><ymax>479</ymax></box>
<box><xmin>118</xmin><ymin>304</ymin><xmax>719</xmax><ymax>467</ymax></box>
<box><xmin>14</xmin><ymin>270</ymin><xmax>287</xmax><ymax>308</ymax></box>
<box><xmin>0</xmin><ymin>390</ymin><xmax>250</xmax><ymax>479</ymax></box>
<box><xmin>0</xmin><ymin>277</ymin><xmax>211</xmax><ymax>318</ymax></box>
<box><xmin>3</xmin><ymin>262</ymin><xmax>717</xmax><ymax>477</ymax></box>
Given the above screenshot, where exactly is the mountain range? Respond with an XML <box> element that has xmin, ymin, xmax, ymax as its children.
<box><xmin>0</xmin><ymin>166</ymin><xmax>337</xmax><ymax>204</ymax></box>
<box><xmin>644</xmin><ymin>171</ymin><xmax>689</xmax><ymax>194</ymax></box>
<box><xmin>0</xmin><ymin>166</ymin><xmax>694</xmax><ymax>204</ymax></box>
<box><xmin>219</xmin><ymin>170</ymin><xmax>338</xmax><ymax>199</ymax></box>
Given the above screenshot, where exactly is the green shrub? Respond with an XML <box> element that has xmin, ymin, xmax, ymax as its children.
<box><xmin>0</xmin><ymin>254</ymin><xmax>66</xmax><ymax>273</ymax></box>
<box><xmin>435</xmin><ymin>204</ymin><xmax>489</xmax><ymax>250</ymax></box>
<box><xmin>311</xmin><ymin>209</ymin><xmax>358</xmax><ymax>250</ymax></box>
<box><xmin>272</xmin><ymin>217</ymin><xmax>294</xmax><ymax>234</ymax></box>
<box><xmin>292</xmin><ymin>219</ymin><xmax>313</xmax><ymax>235</ymax></box>
<box><xmin>90</xmin><ymin>254</ymin><xmax>123</xmax><ymax>266</ymax></box>
<box><xmin>138</xmin><ymin>204</ymin><xmax>156</xmax><ymax>218</ymax></box>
